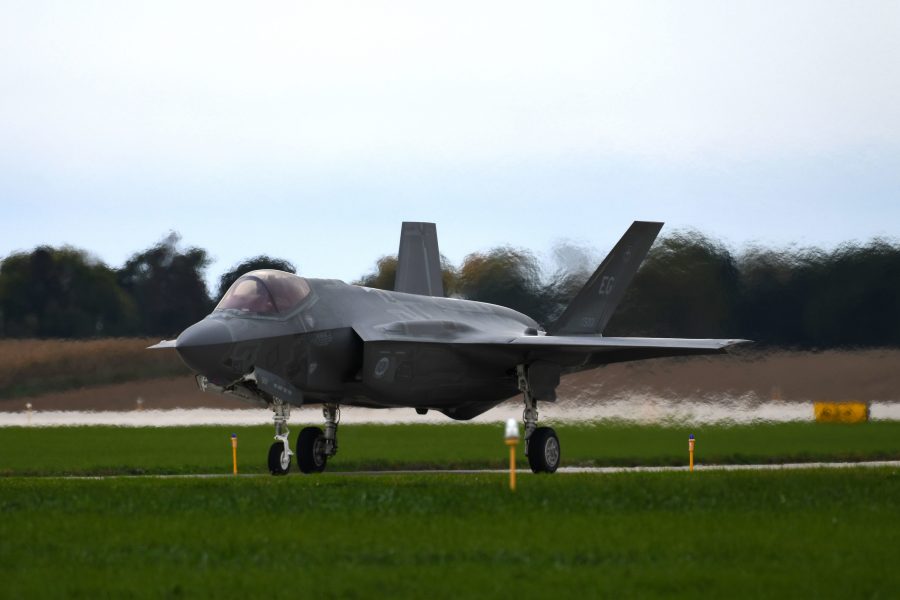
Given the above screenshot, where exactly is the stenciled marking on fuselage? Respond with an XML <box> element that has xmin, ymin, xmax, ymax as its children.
<box><xmin>597</xmin><ymin>275</ymin><xmax>615</xmax><ymax>296</ymax></box>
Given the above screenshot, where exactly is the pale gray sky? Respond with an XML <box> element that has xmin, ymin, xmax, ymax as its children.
<box><xmin>1</xmin><ymin>1</ymin><xmax>898</xmax><ymax>290</ymax></box>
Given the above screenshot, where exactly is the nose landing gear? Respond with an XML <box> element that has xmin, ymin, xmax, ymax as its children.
<box><xmin>266</xmin><ymin>402</ymin><xmax>340</xmax><ymax>475</ymax></box>
<box><xmin>267</xmin><ymin>398</ymin><xmax>293</xmax><ymax>475</ymax></box>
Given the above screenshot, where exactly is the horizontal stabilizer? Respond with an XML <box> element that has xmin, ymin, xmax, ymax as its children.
<box><xmin>549</xmin><ymin>221</ymin><xmax>662</xmax><ymax>335</ymax></box>
<box><xmin>395</xmin><ymin>222</ymin><xmax>444</xmax><ymax>297</ymax></box>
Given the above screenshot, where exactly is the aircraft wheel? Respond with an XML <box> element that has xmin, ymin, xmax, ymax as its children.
<box><xmin>297</xmin><ymin>427</ymin><xmax>327</xmax><ymax>474</ymax></box>
<box><xmin>268</xmin><ymin>441</ymin><xmax>291</xmax><ymax>475</ymax></box>
<box><xmin>527</xmin><ymin>427</ymin><xmax>560</xmax><ymax>474</ymax></box>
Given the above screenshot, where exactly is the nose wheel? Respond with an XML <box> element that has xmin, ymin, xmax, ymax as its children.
<box><xmin>268</xmin><ymin>441</ymin><xmax>292</xmax><ymax>475</ymax></box>
<box><xmin>267</xmin><ymin>398</ymin><xmax>294</xmax><ymax>475</ymax></box>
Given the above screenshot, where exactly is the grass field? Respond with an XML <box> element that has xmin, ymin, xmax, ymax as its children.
<box><xmin>2</xmin><ymin>421</ymin><xmax>900</xmax><ymax>476</ymax></box>
<box><xmin>0</xmin><ymin>469</ymin><xmax>897</xmax><ymax>598</ymax></box>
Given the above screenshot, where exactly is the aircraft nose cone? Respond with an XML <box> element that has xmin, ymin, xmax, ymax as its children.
<box><xmin>175</xmin><ymin>319</ymin><xmax>236</xmax><ymax>383</ymax></box>
<box><xmin>176</xmin><ymin>319</ymin><xmax>233</xmax><ymax>349</ymax></box>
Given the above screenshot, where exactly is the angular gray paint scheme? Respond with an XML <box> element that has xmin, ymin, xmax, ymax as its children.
<box><xmin>164</xmin><ymin>221</ymin><xmax>747</xmax><ymax>421</ymax></box>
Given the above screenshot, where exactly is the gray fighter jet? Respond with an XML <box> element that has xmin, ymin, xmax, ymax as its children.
<box><xmin>150</xmin><ymin>221</ymin><xmax>746</xmax><ymax>475</ymax></box>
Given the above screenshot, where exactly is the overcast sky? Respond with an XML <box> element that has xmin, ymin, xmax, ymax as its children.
<box><xmin>1</xmin><ymin>1</ymin><xmax>898</xmax><ymax>290</ymax></box>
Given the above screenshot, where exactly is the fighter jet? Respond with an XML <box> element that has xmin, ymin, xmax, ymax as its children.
<box><xmin>150</xmin><ymin>221</ymin><xmax>746</xmax><ymax>475</ymax></box>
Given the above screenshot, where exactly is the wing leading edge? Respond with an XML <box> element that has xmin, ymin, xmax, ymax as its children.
<box><xmin>147</xmin><ymin>339</ymin><xmax>177</xmax><ymax>349</ymax></box>
<box><xmin>508</xmin><ymin>335</ymin><xmax>747</xmax><ymax>352</ymax></box>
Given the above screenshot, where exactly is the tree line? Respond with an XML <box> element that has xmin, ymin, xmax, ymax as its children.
<box><xmin>1</xmin><ymin>231</ymin><xmax>898</xmax><ymax>348</ymax></box>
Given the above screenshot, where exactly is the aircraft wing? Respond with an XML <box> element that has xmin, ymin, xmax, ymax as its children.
<box><xmin>147</xmin><ymin>339</ymin><xmax>177</xmax><ymax>349</ymax></box>
<box><xmin>462</xmin><ymin>334</ymin><xmax>749</xmax><ymax>366</ymax></box>
<box><xmin>356</xmin><ymin>322</ymin><xmax>748</xmax><ymax>364</ymax></box>
<box><xmin>507</xmin><ymin>335</ymin><xmax>747</xmax><ymax>352</ymax></box>
<box><xmin>458</xmin><ymin>334</ymin><xmax>749</xmax><ymax>363</ymax></box>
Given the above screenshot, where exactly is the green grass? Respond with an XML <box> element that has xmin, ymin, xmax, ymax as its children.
<box><xmin>0</xmin><ymin>470</ymin><xmax>898</xmax><ymax>598</ymax></box>
<box><xmin>2</xmin><ymin>421</ymin><xmax>900</xmax><ymax>476</ymax></box>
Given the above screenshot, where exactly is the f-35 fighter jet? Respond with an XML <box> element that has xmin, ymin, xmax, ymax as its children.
<box><xmin>151</xmin><ymin>221</ymin><xmax>746</xmax><ymax>475</ymax></box>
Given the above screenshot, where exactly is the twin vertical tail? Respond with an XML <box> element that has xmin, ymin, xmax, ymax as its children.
<box><xmin>394</xmin><ymin>222</ymin><xmax>444</xmax><ymax>297</ymax></box>
<box><xmin>548</xmin><ymin>221</ymin><xmax>663</xmax><ymax>335</ymax></box>
<box><xmin>393</xmin><ymin>220</ymin><xmax>661</xmax><ymax>329</ymax></box>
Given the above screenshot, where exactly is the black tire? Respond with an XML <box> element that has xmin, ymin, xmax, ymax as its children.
<box><xmin>527</xmin><ymin>427</ymin><xmax>561</xmax><ymax>474</ymax></box>
<box><xmin>297</xmin><ymin>427</ymin><xmax>327</xmax><ymax>474</ymax></box>
<box><xmin>267</xmin><ymin>441</ymin><xmax>291</xmax><ymax>475</ymax></box>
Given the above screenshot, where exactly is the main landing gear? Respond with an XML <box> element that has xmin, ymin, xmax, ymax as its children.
<box><xmin>295</xmin><ymin>404</ymin><xmax>339</xmax><ymax>474</ymax></box>
<box><xmin>517</xmin><ymin>365</ymin><xmax>561</xmax><ymax>473</ymax></box>
<box><xmin>267</xmin><ymin>400</ymin><xmax>340</xmax><ymax>475</ymax></box>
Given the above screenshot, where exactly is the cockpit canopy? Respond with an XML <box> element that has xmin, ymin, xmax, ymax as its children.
<box><xmin>215</xmin><ymin>270</ymin><xmax>311</xmax><ymax>316</ymax></box>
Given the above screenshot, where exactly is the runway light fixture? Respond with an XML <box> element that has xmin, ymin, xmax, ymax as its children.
<box><xmin>689</xmin><ymin>434</ymin><xmax>695</xmax><ymax>472</ymax></box>
<box><xmin>504</xmin><ymin>418</ymin><xmax>519</xmax><ymax>491</ymax></box>
<box><xmin>231</xmin><ymin>433</ymin><xmax>238</xmax><ymax>475</ymax></box>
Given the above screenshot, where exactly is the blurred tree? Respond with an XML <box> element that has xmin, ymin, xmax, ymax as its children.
<box><xmin>735</xmin><ymin>247</ymin><xmax>812</xmax><ymax>346</ymax></box>
<box><xmin>542</xmin><ymin>241</ymin><xmax>598</xmax><ymax>325</ymax></box>
<box><xmin>355</xmin><ymin>254</ymin><xmax>458</xmax><ymax>295</ymax></box>
<box><xmin>605</xmin><ymin>231</ymin><xmax>740</xmax><ymax>338</ymax></box>
<box><xmin>216</xmin><ymin>256</ymin><xmax>297</xmax><ymax>300</ymax></box>
<box><xmin>355</xmin><ymin>255</ymin><xmax>397</xmax><ymax>290</ymax></box>
<box><xmin>800</xmin><ymin>240</ymin><xmax>900</xmax><ymax>347</ymax></box>
<box><xmin>2</xmin><ymin>229</ymin><xmax>897</xmax><ymax>347</ymax></box>
<box><xmin>0</xmin><ymin>246</ymin><xmax>137</xmax><ymax>338</ymax></box>
<box><xmin>117</xmin><ymin>233</ymin><xmax>213</xmax><ymax>337</ymax></box>
<box><xmin>456</xmin><ymin>247</ymin><xmax>550</xmax><ymax>323</ymax></box>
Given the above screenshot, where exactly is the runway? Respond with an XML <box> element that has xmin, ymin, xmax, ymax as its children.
<box><xmin>3</xmin><ymin>401</ymin><xmax>900</xmax><ymax>427</ymax></box>
<box><xmin>24</xmin><ymin>460</ymin><xmax>900</xmax><ymax>480</ymax></box>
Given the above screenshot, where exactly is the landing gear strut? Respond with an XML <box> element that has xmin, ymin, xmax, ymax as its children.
<box><xmin>267</xmin><ymin>398</ymin><xmax>293</xmax><ymax>475</ymax></box>
<box><xmin>296</xmin><ymin>404</ymin><xmax>340</xmax><ymax>474</ymax></box>
<box><xmin>517</xmin><ymin>365</ymin><xmax>560</xmax><ymax>473</ymax></box>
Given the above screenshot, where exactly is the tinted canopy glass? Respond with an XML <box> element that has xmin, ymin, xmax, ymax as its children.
<box><xmin>215</xmin><ymin>270</ymin><xmax>310</xmax><ymax>316</ymax></box>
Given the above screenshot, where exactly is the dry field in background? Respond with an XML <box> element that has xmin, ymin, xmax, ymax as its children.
<box><xmin>559</xmin><ymin>347</ymin><xmax>900</xmax><ymax>404</ymax></box>
<box><xmin>0</xmin><ymin>338</ymin><xmax>188</xmax><ymax>400</ymax></box>
<box><xmin>0</xmin><ymin>339</ymin><xmax>897</xmax><ymax>411</ymax></box>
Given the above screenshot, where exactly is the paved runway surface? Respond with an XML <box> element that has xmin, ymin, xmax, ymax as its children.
<box><xmin>3</xmin><ymin>402</ymin><xmax>900</xmax><ymax>427</ymax></box>
<box><xmin>23</xmin><ymin>460</ymin><xmax>900</xmax><ymax>479</ymax></box>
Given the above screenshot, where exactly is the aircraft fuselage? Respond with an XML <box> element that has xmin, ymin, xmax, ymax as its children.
<box><xmin>176</xmin><ymin>278</ymin><xmax>540</xmax><ymax>417</ymax></box>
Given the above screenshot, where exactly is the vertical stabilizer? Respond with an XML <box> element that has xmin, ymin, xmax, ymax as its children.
<box><xmin>395</xmin><ymin>222</ymin><xmax>444</xmax><ymax>297</ymax></box>
<box><xmin>549</xmin><ymin>221</ymin><xmax>663</xmax><ymax>335</ymax></box>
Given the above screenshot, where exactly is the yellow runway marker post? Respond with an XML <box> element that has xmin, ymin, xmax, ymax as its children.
<box><xmin>689</xmin><ymin>434</ymin><xmax>695</xmax><ymax>472</ymax></box>
<box><xmin>231</xmin><ymin>433</ymin><xmax>238</xmax><ymax>475</ymax></box>
<box><xmin>504</xmin><ymin>418</ymin><xmax>519</xmax><ymax>492</ymax></box>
